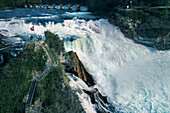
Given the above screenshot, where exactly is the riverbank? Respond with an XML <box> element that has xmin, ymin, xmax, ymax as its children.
<box><xmin>107</xmin><ymin>8</ymin><xmax>170</xmax><ymax>50</ymax></box>
<box><xmin>89</xmin><ymin>6</ymin><xmax>170</xmax><ymax>50</ymax></box>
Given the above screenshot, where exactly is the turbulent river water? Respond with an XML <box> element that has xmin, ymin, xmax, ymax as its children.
<box><xmin>0</xmin><ymin>8</ymin><xmax>170</xmax><ymax>112</ymax></box>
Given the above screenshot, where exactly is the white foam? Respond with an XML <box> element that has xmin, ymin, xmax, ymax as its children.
<box><xmin>65</xmin><ymin>12</ymin><xmax>92</xmax><ymax>15</ymax></box>
<box><xmin>30</xmin><ymin>15</ymin><xmax>59</xmax><ymax>19</ymax></box>
<box><xmin>66</xmin><ymin>73</ymin><xmax>96</xmax><ymax>113</ymax></box>
<box><xmin>62</xmin><ymin>19</ymin><xmax>170</xmax><ymax>112</ymax></box>
<box><xmin>0</xmin><ymin>17</ymin><xmax>169</xmax><ymax>112</ymax></box>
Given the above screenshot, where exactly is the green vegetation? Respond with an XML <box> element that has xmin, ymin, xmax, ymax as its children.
<box><xmin>34</xmin><ymin>64</ymin><xmax>84</xmax><ymax>113</ymax></box>
<box><xmin>151</xmin><ymin>8</ymin><xmax>170</xmax><ymax>19</ymax></box>
<box><xmin>0</xmin><ymin>32</ymin><xmax>84</xmax><ymax>112</ymax></box>
<box><xmin>0</xmin><ymin>43</ymin><xmax>47</xmax><ymax>113</ymax></box>
<box><xmin>45</xmin><ymin>31</ymin><xmax>65</xmax><ymax>55</ymax></box>
<box><xmin>0</xmin><ymin>0</ymin><xmax>26</xmax><ymax>9</ymax></box>
<box><xmin>34</xmin><ymin>31</ymin><xmax>84</xmax><ymax>113</ymax></box>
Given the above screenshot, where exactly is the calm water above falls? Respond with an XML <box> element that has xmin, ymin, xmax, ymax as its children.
<box><xmin>0</xmin><ymin>8</ymin><xmax>170</xmax><ymax>112</ymax></box>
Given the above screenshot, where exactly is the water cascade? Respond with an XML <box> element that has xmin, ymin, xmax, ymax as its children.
<box><xmin>0</xmin><ymin>10</ymin><xmax>169</xmax><ymax>112</ymax></box>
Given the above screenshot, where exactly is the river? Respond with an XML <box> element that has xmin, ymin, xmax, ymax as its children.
<box><xmin>0</xmin><ymin>8</ymin><xmax>170</xmax><ymax>112</ymax></box>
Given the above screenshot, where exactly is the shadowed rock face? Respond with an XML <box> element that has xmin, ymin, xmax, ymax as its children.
<box><xmin>64</xmin><ymin>51</ymin><xmax>95</xmax><ymax>86</ymax></box>
<box><xmin>73</xmin><ymin>52</ymin><xmax>95</xmax><ymax>86</ymax></box>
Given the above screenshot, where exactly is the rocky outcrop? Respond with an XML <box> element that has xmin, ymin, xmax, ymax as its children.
<box><xmin>64</xmin><ymin>51</ymin><xmax>95</xmax><ymax>86</ymax></box>
<box><xmin>83</xmin><ymin>88</ymin><xmax>117</xmax><ymax>113</ymax></box>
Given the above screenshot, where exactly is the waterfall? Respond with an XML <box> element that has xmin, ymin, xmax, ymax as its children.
<box><xmin>0</xmin><ymin>13</ymin><xmax>170</xmax><ymax>112</ymax></box>
<box><xmin>61</xmin><ymin>19</ymin><xmax>170</xmax><ymax>112</ymax></box>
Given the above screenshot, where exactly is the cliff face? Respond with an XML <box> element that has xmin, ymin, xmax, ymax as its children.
<box><xmin>64</xmin><ymin>51</ymin><xmax>95</xmax><ymax>86</ymax></box>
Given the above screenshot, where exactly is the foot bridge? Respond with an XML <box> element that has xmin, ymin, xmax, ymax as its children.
<box><xmin>24</xmin><ymin>4</ymin><xmax>88</xmax><ymax>11</ymax></box>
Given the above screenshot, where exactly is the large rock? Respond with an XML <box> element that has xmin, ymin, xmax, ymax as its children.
<box><xmin>83</xmin><ymin>88</ymin><xmax>117</xmax><ymax>112</ymax></box>
<box><xmin>64</xmin><ymin>51</ymin><xmax>95</xmax><ymax>86</ymax></box>
<box><xmin>0</xmin><ymin>29</ymin><xmax>14</xmax><ymax>37</ymax></box>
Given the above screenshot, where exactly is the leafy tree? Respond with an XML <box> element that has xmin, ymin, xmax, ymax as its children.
<box><xmin>35</xmin><ymin>64</ymin><xmax>84</xmax><ymax>113</ymax></box>
<box><xmin>45</xmin><ymin>31</ymin><xmax>65</xmax><ymax>55</ymax></box>
<box><xmin>33</xmin><ymin>32</ymin><xmax>84</xmax><ymax>113</ymax></box>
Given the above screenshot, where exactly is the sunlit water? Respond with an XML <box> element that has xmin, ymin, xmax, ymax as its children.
<box><xmin>0</xmin><ymin>8</ymin><xmax>170</xmax><ymax>112</ymax></box>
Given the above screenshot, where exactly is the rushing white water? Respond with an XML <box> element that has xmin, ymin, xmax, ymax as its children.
<box><xmin>56</xmin><ymin>19</ymin><xmax>170</xmax><ymax>112</ymax></box>
<box><xmin>0</xmin><ymin>13</ymin><xmax>170</xmax><ymax>112</ymax></box>
<box><xmin>66</xmin><ymin>73</ymin><xmax>96</xmax><ymax>113</ymax></box>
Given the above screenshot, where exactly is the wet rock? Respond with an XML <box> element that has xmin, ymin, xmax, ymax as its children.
<box><xmin>0</xmin><ymin>29</ymin><xmax>14</xmax><ymax>37</ymax></box>
<box><xmin>64</xmin><ymin>51</ymin><xmax>95</xmax><ymax>86</ymax></box>
<box><xmin>83</xmin><ymin>88</ymin><xmax>117</xmax><ymax>113</ymax></box>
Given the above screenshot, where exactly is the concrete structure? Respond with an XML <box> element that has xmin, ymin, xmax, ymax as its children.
<box><xmin>25</xmin><ymin>4</ymin><xmax>88</xmax><ymax>11</ymax></box>
<box><xmin>24</xmin><ymin>4</ymin><xmax>28</xmax><ymax>8</ymax></box>
<box><xmin>56</xmin><ymin>4</ymin><xmax>62</xmax><ymax>9</ymax></box>
<box><xmin>71</xmin><ymin>4</ymin><xmax>81</xmax><ymax>11</ymax></box>
<box><xmin>43</xmin><ymin>5</ymin><xmax>48</xmax><ymax>9</ymax></box>
<box><xmin>48</xmin><ymin>4</ymin><xmax>55</xmax><ymax>9</ymax></box>
<box><xmin>80</xmin><ymin>6</ymin><xmax>88</xmax><ymax>12</ymax></box>
<box><xmin>40</xmin><ymin>4</ymin><xmax>44</xmax><ymax>8</ymax></box>
<box><xmin>62</xmin><ymin>4</ymin><xmax>72</xmax><ymax>10</ymax></box>
<box><xmin>35</xmin><ymin>5</ymin><xmax>40</xmax><ymax>8</ymax></box>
